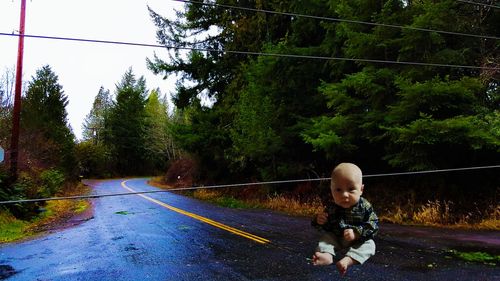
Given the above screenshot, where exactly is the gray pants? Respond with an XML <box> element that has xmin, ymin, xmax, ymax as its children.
<box><xmin>316</xmin><ymin>233</ymin><xmax>376</xmax><ymax>264</ymax></box>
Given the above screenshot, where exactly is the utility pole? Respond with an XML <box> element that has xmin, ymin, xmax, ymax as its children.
<box><xmin>10</xmin><ymin>0</ymin><xmax>27</xmax><ymax>180</ymax></box>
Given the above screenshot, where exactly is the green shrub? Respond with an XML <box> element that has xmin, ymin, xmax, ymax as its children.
<box><xmin>0</xmin><ymin>166</ymin><xmax>10</xmax><ymax>202</ymax></box>
<box><xmin>9</xmin><ymin>173</ymin><xmax>38</xmax><ymax>219</ymax></box>
<box><xmin>40</xmin><ymin>169</ymin><xmax>65</xmax><ymax>198</ymax></box>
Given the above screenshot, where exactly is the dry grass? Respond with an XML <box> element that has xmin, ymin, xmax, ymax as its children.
<box><xmin>379</xmin><ymin>206</ymin><xmax>410</xmax><ymax>225</ymax></box>
<box><xmin>261</xmin><ymin>195</ymin><xmax>324</xmax><ymax>217</ymax></box>
<box><xmin>149</xmin><ymin>177</ymin><xmax>499</xmax><ymax>230</ymax></box>
<box><xmin>195</xmin><ymin>191</ymin><xmax>499</xmax><ymax>230</ymax></box>
<box><xmin>28</xmin><ymin>199</ymin><xmax>90</xmax><ymax>232</ymax></box>
<box><xmin>149</xmin><ymin>176</ymin><xmax>171</xmax><ymax>189</ymax></box>
<box><xmin>378</xmin><ymin>199</ymin><xmax>499</xmax><ymax>230</ymax></box>
<box><xmin>474</xmin><ymin>206</ymin><xmax>500</xmax><ymax>230</ymax></box>
<box><xmin>412</xmin><ymin>200</ymin><xmax>452</xmax><ymax>225</ymax></box>
<box><xmin>190</xmin><ymin>188</ymin><xmax>323</xmax><ymax>217</ymax></box>
<box><xmin>193</xmin><ymin>189</ymin><xmax>220</xmax><ymax>200</ymax></box>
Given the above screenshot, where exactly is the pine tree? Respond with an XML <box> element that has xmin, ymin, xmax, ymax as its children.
<box><xmin>143</xmin><ymin>88</ymin><xmax>170</xmax><ymax>172</ymax></box>
<box><xmin>82</xmin><ymin>86</ymin><xmax>112</xmax><ymax>143</ymax></box>
<box><xmin>106</xmin><ymin>68</ymin><xmax>148</xmax><ymax>175</ymax></box>
<box><xmin>21</xmin><ymin>65</ymin><xmax>76</xmax><ymax>176</ymax></box>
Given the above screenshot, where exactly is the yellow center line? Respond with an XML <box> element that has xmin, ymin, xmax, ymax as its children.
<box><xmin>121</xmin><ymin>180</ymin><xmax>270</xmax><ymax>244</ymax></box>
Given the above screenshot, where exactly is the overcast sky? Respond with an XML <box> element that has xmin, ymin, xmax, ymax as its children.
<box><xmin>0</xmin><ymin>0</ymin><xmax>183</xmax><ymax>140</ymax></box>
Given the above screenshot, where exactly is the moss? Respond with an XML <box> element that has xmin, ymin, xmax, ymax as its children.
<box><xmin>449</xmin><ymin>250</ymin><xmax>500</xmax><ymax>266</ymax></box>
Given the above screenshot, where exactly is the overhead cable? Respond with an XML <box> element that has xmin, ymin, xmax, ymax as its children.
<box><xmin>1</xmin><ymin>33</ymin><xmax>498</xmax><ymax>70</ymax></box>
<box><xmin>0</xmin><ymin>165</ymin><xmax>498</xmax><ymax>205</ymax></box>
<box><xmin>456</xmin><ymin>0</ymin><xmax>500</xmax><ymax>9</ymax></box>
<box><xmin>171</xmin><ymin>0</ymin><xmax>499</xmax><ymax>41</ymax></box>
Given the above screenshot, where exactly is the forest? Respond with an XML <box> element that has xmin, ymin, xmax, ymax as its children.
<box><xmin>0</xmin><ymin>0</ymin><xmax>498</xmax><ymax>227</ymax></box>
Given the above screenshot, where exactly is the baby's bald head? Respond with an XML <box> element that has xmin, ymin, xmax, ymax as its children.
<box><xmin>331</xmin><ymin>162</ymin><xmax>363</xmax><ymax>187</ymax></box>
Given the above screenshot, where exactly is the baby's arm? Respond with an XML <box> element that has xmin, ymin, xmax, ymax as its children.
<box><xmin>316</xmin><ymin>212</ymin><xmax>328</xmax><ymax>225</ymax></box>
<box><xmin>343</xmin><ymin>229</ymin><xmax>359</xmax><ymax>242</ymax></box>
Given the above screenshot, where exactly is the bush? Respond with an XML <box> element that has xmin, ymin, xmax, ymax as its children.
<box><xmin>75</xmin><ymin>141</ymin><xmax>113</xmax><ymax>178</ymax></box>
<box><xmin>8</xmin><ymin>173</ymin><xmax>39</xmax><ymax>219</ymax></box>
<box><xmin>164</xmin><ymin>157</ymin><xmax>199</xmax><ymax>187</ymax></box>
<box><xmin>39</xmin><ymin>169</ymin><xmax>65</xmax><ymax>198</ymax></box>
<box><xmin>0</xmin><ymin>166</ymin><xmax>10</xmax><ymax>202</ymax></box>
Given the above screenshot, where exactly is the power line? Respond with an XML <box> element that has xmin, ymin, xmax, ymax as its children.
<box><xmin>456</xmin><ymin>0</ymin><xmax>500</xmax><ymax>9</ymax></box>
<box><xmin>1</xmin><ymin>165</ymin><xmax>498</xmax><ymax>205</ymax></box>
<box><xmin>1</xmin><ymin>32</ymin><xmax>498</xmax><ymax>71</ymax></box>
<box><xmin>172</xmin><ymin>0</ymin><xmax>500</xmax><ymax>41</ymax></box>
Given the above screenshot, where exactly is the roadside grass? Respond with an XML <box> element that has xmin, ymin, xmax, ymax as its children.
<box><xmin>475</xmin><ymin>207</ymin><xmax>500</xmax><ymax>229</ymax></box>
<box><xmin>191</xmin><ymin>189</ymin><xmax>324</xmax><ymax>217</ymax></box>
<box><xmin>0</xmin><ymin>182</ymin><xmax>91</xmax><ymax>244</ymax></box>
<box><xmin>0</xmin><ymin>211</ymin><xmax>31</xmax><ymax>243</ymax></box>
<box><xmin>260</xmin><ymin>194</ymin><xmax>324</xmax><ymax>217</ymax></box>
<box><xmin>149</xmin><ymin>176</ymin><xmax>499</xmax><ymax>230</ymax></box>
<box><xmin>379</xmin><ymin>200</ymin><xmax>500</xmax><ymax>230</ymax></box>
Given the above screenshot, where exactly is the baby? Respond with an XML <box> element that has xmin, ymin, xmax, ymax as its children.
<box><xmin>312</xmin><ymin>163</ymin><xmax>379</xmax><ymax>276</ymax></box>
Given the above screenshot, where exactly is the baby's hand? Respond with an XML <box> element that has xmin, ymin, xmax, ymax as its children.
<box><xmin>316</xmin><ymin>212</ymin><xmax>328</xmax><ymax>225</ymax></box>
<box><xmin>343</xmin><ymin>229</ymin><xmax>358</xmax><ymax>241</ymax></box>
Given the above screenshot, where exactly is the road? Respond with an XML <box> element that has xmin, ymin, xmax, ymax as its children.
<box><xmin>1</xmin><ymin>178</ymin><xmax>499</xmax><ymax>280</ymax></box>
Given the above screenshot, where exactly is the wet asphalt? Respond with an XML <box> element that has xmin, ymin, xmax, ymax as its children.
<box><xmin>1</xmin><ymin>178</ymin><xmax>499</xmax><ymax>281</ymax></box>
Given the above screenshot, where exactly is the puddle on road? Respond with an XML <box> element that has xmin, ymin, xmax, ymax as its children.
<box><xmin>0</xmin><ymin>264</ymin><xmax>16</xmax><ymax>279</ymax></box>
<box><xmin>111</xmin><ymin>236</ymin><xmax>124</xmax><ymax>241</ymax></box>
<box><xmin>177</xmin><ymin>225</ymin><xmax>194</xmax><ymax>231</ymax></box>
<box><xmin>124</xmin><ymin>244</ymin><xmax>139</xmax><ymax>251</ymax></box>
<box><xmin>115</xmin><ymin>211</ymin><xmax>134</xmax><ymax>215</ymax></box>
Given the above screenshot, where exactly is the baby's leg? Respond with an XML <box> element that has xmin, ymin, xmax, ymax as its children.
<box><xmin>345</xmin><ymin>239</ymin><xmax>376</xmax><ymax>264</ymax></box>
<box><xmin>334</xmin><ymin>239</ymin><xmax>376</xmax><ymax>276</ymax></box>
<box><xmin>336</xmin><ymin>256</ymin><xmax>357</xmax><ymax>276</ymax></box>
<box><xmin>312</xmin><ymin>252</ymin><xmax>333</xmax><ymax>265</ymax></box>
<box><xmin>313</xmin><ymin>233</ymin><xmax>341</xmax><ymax>266</ymax></box>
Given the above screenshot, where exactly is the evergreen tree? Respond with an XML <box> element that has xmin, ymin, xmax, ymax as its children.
<box><xmin>78</xmin><ymin>86</ymin><xmax>114</xmax><ymax>177</ymax></box>
<box><xmin>106</xmin><ymin>68</ymin><xmax>148</xmax><ymax>175</ymax></box>
<box><xmin>82</xmin><ymin>86</ymin><xmax>112</xmax><ymax>143</ymax></box>
<box><xmin>149</xmin><ymin>0</ymin><xmax>330</xmax><ymax>181</ymax></box>
<box><xmin>150</xmin><ymin>0</ymin><xmax>498</xmax><ymax>182</ymax></box>
<box><xmin>20</xmin><ymin>65</ymin><xmax>76</xmax><ymax>176</ymax></box>
<box><xmin>302</xmin><ymin>0</ymin><xmax>499</xmax><ymax>172</ymax></box>
<box><xmin>143</xmin><ymin>88</ymin><xmax>170</xmax><ymax>172</ymax></box>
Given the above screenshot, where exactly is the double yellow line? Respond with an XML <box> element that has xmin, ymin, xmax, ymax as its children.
<box><xmin>121</xmin><ymin>180</ymin><xmax>270</xmax><ymax>244</ymax></box>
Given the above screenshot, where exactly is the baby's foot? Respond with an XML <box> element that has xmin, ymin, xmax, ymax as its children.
<box><xmin>312</xmin><ymin>252</ymin><xmax>333</xmax><ymax>266</ymax></box>
<box><xmin>336</xmin><ymin>256</ymin><xmax>356</xmax><ymax>276</ymax></box>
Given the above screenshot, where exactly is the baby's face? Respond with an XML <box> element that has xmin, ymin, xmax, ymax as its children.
<box><xmin>331</xmin><ymin>173</ymin><xmax>363</xmax><ymax>209</ymax></box>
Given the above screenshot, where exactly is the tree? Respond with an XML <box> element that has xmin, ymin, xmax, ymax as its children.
<box><xmin>0</xmin><ymin>66</ymin><xmax>15</xmax><ymax>111</ymax></box>
<box><xmin>149</xmin><ymin>1</ymin><xmax>331</xmax><ymax>181</ymax></box>
<box><xmin>0</xmin><ymin>66</ymin><xmax>15</xmax><ymax>145</ymax></box>
<box><xmin>77</xmin><ymin>86</ymin><xmax>114</xmax><ymax>178</ymax></box>
<box><xmin>20</xmin><ymin>65</ymin><xmax>76</xmax><ymax>176</ymax></box>
<box><xmin>163</xmin><ymin>96</ymin><xmax>183</xmax><ymax>162</ymax></box>
<box><xmin>150</xmin><ymin>0</ymin><xmax>498</xmax><ymax>185</ymax></box>
<box><xmin>106</xmin><ymin>68</ymin><xmax>148</xmax><ymax>175</ymax></box>
<box><xmin>302</xmin><ymin>0</ymin><xmax>499</xmax><ymax>172</ymax></box>
<box><xmin>384</xmin><ymin>77</ymin><xmax>499</xmax><ymax>170</ymax></box>
<box><xmin>82</xmin><ymin>86</ymin><xmax>112</xmax><ymax>143</ymax></box>
<box><xmin>143</xmin><ymin>88</ymin><xmax>170</xmax><ymax>172</ymax></box>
